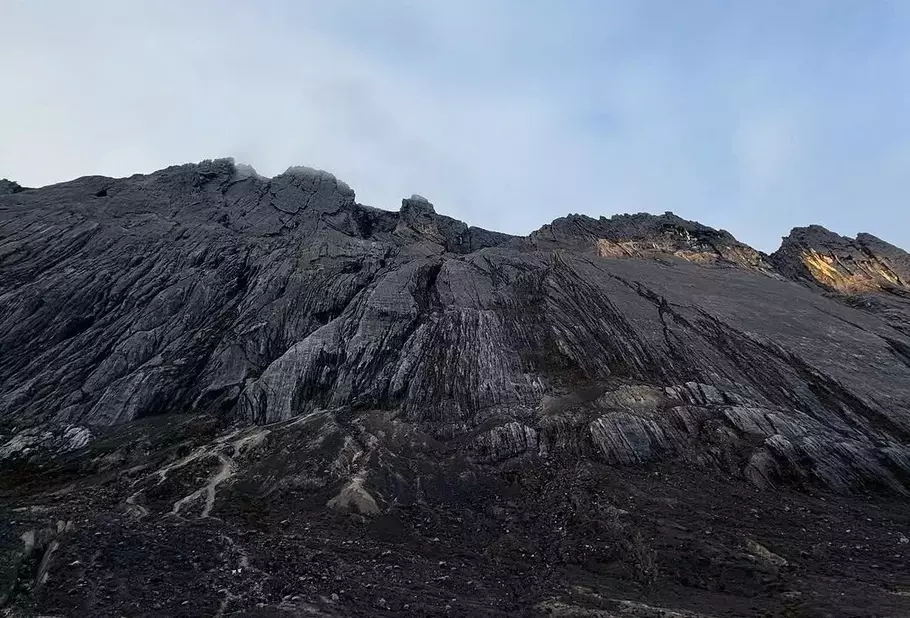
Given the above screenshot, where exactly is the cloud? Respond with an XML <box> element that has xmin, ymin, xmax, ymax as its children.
<box><xmin>1</xmin><ymin>1</ymin><xmax>909</xmax><ymax>252</ymax></box>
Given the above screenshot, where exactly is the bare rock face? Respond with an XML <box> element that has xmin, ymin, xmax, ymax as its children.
<box><xmin>0</xmin><ymin>180</ymin><xmax>25</xmax><ymax>195</ymax></box>
<box><xmin>771</xmin><ymin>225</ymin><xmax>910</xmax><ymax>337</ymax></box>
<box><xmin>2</xmin><ymin>159</ymin><xmax>910</xmax><ymax>616</ymax></box>
<box><xmin>771</xmin><ymin>225</ymin><xmax>910</xmax><ymax>293</ymax></box>
<box><xmin>529</xmin><ymin>211</ymin><xmax>778</xmax><ymax>274</ymax></box>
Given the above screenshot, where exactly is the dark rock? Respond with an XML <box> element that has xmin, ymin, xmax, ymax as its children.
<box><xmin>0</xmin><ymin>180</ymin><xmax>25</xmax><ymax>195</ymax></box>
<box><xmin>1</xmin><ymin>159</ymin><xmax>910</xmax><ymax>616</ymax></box>
<box><xmin>771</xmin><ymin>226</ymin><xmax>910</xmax><ymax>336</ymax></box>
<box><xmin>525</xmin><ymin>211</ymin><xmax>777</xmax><ymax>274</ymax></box>
<box><xmin>771</xmin><ymin>225</ymin><xmax>910</xmax><ymax>292</ymax></box>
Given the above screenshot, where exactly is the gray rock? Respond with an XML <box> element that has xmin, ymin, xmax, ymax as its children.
<box><xmin>0</xmin><ymin>180</ymin><xmax>25</xmax><ymax>195</ymax></box>
<box><xmin>1</xmin><ymin>158</ymin><xmax>910</xmax><ymax>497</ymax></box>
<box><xmin>4</xmin><ymin>159</ymin><xmax>910</xmax><ymax>617</ymax></box>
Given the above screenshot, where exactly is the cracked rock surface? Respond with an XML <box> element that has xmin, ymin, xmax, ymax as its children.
<box><xmin>1</xmin><ymin>159</ymin><xmax>909</xmax><ymax>616</ymax></box>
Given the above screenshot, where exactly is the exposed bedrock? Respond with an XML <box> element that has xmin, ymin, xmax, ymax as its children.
<box><xmin>2</xmin><ymin>159</ymin><xmax>910</xmax><ymax>498</ymax></box>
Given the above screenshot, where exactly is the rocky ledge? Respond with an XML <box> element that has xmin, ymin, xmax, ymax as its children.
<box><xmin>1</xmin><ymin>159</ymin><xmax>909</xmax><ymax>616</ymax></box>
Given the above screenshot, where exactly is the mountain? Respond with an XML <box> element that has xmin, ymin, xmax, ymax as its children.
<box><xmin>1</xmin><ymin>159</ymin><xmax>909</xmax><ymax>617</ymax></box>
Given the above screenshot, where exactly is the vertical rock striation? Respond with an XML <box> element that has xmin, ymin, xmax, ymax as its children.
<box><xmin>1</xmin><ymin>159</ymin><xmax>910</xmax><ymax>497</ymax></box>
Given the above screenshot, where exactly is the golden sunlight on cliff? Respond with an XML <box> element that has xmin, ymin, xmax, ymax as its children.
<box><xmin>596</xmin><ymin>238</ymin><xmax>712</xmax><ymax>263</ymax></box>
<box><xmin>800</xmin><ymin>250</ymin><xmax>903</xmax><ymax>293</ymax></box>
<box><xmin>595</xmin><ymin>239</ymin><xmax>776</xmax><ymax>275</ymax></box>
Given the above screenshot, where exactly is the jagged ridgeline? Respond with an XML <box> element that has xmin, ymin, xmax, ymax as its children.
<box><xmin>2</xmin><ymin>158</ymin><xmax>910</xmax><ymax>495</ymax></box>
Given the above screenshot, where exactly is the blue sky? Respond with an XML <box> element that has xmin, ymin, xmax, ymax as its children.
<box><xmin>1</xmin><ymin>1</ymin><xmax>909</xmax><ymax>251</ymax></box>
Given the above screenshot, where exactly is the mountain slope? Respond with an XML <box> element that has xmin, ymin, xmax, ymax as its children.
<box><xmin>1</xmin><ymin>160</ymin><xmax>909</xmax><ymax>617</ymax></box>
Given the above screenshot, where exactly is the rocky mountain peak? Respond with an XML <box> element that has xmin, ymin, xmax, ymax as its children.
<box><xmin>399</xmin><ymin>194</ymin><xmax>437</xmax><ymax>218</ymax></box>
<box><xmin>529</xmin><ymin>210</ymin><xmax>776</xmax><ymax>274</ymax></box>
<box><xmin>0</xmin><ymin>179</ymin><xmax>25</xmax><ymax>195</ymax></box>
<box><xmin>771</xmin><ymin>225</ymin><xmax>910</xmax><ymax>293</ymax></box>
<box><xmin>2</xmin><ymin>159</ymin><xmax>910</xmax><ymax>616</ymax></box>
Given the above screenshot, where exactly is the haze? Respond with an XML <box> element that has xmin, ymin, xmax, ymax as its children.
<box><xmin>1</xmin><ymin>0</ymin><xmax>909</xmax><ymax>252</ymax></box>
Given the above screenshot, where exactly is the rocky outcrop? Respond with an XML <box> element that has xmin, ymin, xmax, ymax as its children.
<box><xmin>771</xmin><ymin>225</ymin><xmax>910</xmax><ymax>293</ymax></box>
<box><xmin>528</xmin><ymin>211</ymin><xmax>777</xmax><ymax>274</ymax></box>
<box><xmin>2</xmin><ymin>159</ymin><xmax>910</xmax><ymax>616</ymax></box>
<box><xmin>771</xmin><ymin>225</ymin><xmax>910</xmax><ymax>335</ymax></box>
<box><xmin>0</xmin><ymin>180</ymin><xmax>25</xmax><ymax>196</ymax></box>
<box><xmin>2</xmin><ymin>158</ymin><xmax>910</xmax><ymax>495</ymax></box>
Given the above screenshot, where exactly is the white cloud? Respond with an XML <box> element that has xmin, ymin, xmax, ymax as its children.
<box><xmin>1</xmin><ymin>1</ymin><xmax>909</xmax><ymax>252</ymax></box>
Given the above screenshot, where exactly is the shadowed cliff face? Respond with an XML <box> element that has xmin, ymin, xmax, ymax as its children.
<box><xmin>2</xmin><ymin>160</ymin><xmax>910</xmax><ymax>617</ymax></box>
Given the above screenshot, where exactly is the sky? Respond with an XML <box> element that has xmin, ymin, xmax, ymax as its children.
<box><xmin>1</xmin><ymin>0</ymin><xmax>909</xmax><ymax>252</ymax></box>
